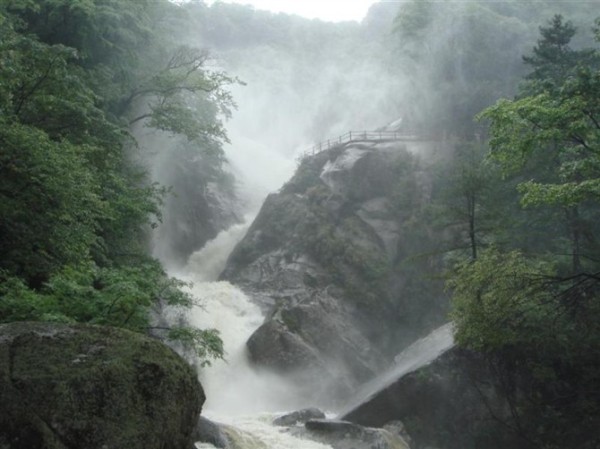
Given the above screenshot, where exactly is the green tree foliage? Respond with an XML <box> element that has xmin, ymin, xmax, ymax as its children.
<box><xmin>450</xmin><ymin>248</ymin><xmax>600</xmax><ymax>448</ymax></box>
<box><xmin>448</xmin><ymin>14</ymin><xmax>600</xmax><ymax>447</ymax></box>
<box><xmin>391</xmin><ymin>1</ymin><xmax>598</xmax><ymax>137</ymax></box>
<box><xmin>449</xmin><ymin>249</ymin><xmax>555</xmax><ymax>352</ymax></box>
<box><xmin>0</xmin><ymin>1</ymin><xmax>231</xmax><ymax>364</ymax></box>
<box><xmin>431</xmin><ymin>142</ymin><xmax>500</xmax><ymax>261</ymax></box>
<box><xmin>522</xmin><ymin>14</ymin><xmax>598</xmax><ymax>95</ymax></box>
<box><xmin>479</xmin><ymin>15</ymin><xmax>600</xmax><ymax>272</ymax></box>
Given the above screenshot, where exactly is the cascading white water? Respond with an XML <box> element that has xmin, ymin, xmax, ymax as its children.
<box><xmin>167</xmin><ymin>222</ymin><xmax>334</xmax><ymax>449</ymax></box>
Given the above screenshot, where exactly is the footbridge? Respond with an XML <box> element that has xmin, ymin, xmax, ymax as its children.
<box><xmin>307</xmin><ymin>130</ymin><xmax>426</xmax><ymax>156</ymax></box>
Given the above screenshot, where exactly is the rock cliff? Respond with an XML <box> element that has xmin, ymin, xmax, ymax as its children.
<box><xmin>221</xmin><ymin>139</ymin><xmax>449</xmax><ymax>401</ymax></box>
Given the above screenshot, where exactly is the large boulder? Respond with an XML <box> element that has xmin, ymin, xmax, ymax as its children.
<box><xmin>0</xmin><ymin>322</ymin><xmax>204</xmax><ymax>449</ymax></box>
<box><xmin>273</xmin><ymin>408</ymin><xmax>326</xmax><ymax>426</ymax></box>
<box><xmin>341</xmin><ymin>347</ymin><xmax>526</xmax><ymax>449</ymax></box>
<box><xmin>297</xmin><ymin>419</ymin><xmax>411</xmax><ymax>449</ymax></box>
<box><xmin>193</xmin><ymin>417</ymin><xmax>231</xmax><ymax>449</ymax></box>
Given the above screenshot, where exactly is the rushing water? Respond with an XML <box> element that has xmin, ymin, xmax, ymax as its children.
<box><xmin>162</xmin><ymin>206</ymin><xmax>454</xmax><ymax>449</ymax></box>
<box><xmin>164</xmin><ymin>221</ymin><xmax>456</xmax><ymax>448</ymax></box>
<box><xmin>164</xmin><ymin>222</ymin><xmax>335</xmax><ymax>449</ymax></box>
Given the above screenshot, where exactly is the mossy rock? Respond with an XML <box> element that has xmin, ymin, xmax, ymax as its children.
<box><xmin>0</xmin><ymin>322</ymin><xmax>204</xmax><ymax>449</ymax></box>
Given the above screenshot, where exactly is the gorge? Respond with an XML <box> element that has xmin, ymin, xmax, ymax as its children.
<box><xmin>1</xmin><ymin>1</ymin><xmax>600</xmax><ymax>448</ymax></box>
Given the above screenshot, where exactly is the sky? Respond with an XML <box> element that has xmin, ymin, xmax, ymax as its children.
<box><xmin>206</xmin><ymin>0</ymin><xmax>377</xmax><ymax>22</ymax></box>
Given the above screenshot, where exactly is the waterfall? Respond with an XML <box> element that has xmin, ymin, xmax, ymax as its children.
<box><xmin>163</xmin><ymin>222</ymin><xmax>334</xmax><ymax>449</ymax></box>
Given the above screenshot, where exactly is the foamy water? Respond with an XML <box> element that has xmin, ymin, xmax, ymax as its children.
<box><xmin>167</xmin><ymin>213</ymin><xmax>451</xmax><ymax>448</ymax></box>
<box><xmin>164</xmin><ymin>221</ymin><xmax>334</xmax><ymax>449</ymax></box>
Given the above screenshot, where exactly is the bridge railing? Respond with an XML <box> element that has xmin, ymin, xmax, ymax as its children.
<box><xmin>307</xmin><ymin>130</ymin><xmax>420</xmax><ymax>155</ymax></box>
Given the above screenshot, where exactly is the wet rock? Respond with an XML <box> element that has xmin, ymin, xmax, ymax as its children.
<box><xmin>273</xmin><ymin>408</ymin><xmax>326</xmax><ymax>426</ymax></box>
<box><xmin>193</xmin><ymin>417</ymin><xmax>230</xmax><ymax>448</ymax></box>
<box><xmin>305</xmin><ymin>419</ymin><xmax>362</xmax><ymax>434</ymax></box>
<box><xmin>151</xmin><ymin>148</ymin><xmax>240</xmax><ymax>268</ymax></box>
<box><xmin>341</xmin><ymin>347</ymin><xmax>523</xmax><ymax>449</ymax></box>
<box><xmin>246</xmin><ymin>320</ymin><xmax>323</xmax><ymax>372</ymax></box>
<box><xmin>301</xmin><ymin>419</ymin><xmax>410</xmax><ymax>449</ymax></box>
<box><xmin>0</xmin><ymin>322</ymin><xmax>203</xmax><ymax>449</ymax></box>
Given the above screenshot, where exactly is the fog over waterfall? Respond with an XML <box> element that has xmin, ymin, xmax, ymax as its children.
<box><xmin>154</xmin><ymin>1</ymin><xmax>600</xmax><ymax>448</ymax></box>
<box><xmin>2</xmin><ymin>1</ymin><xmax>600</xmax><ymax>448</ymax></box>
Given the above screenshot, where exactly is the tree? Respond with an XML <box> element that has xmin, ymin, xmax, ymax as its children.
<box><xmin>479</xmin><ymin>69</ymin><xmax>600</xmax><ymax>272</ymax></box>
<box><xmin>121</xmin><ymin>45</ymin><xmax>236</xmax><ymax>142</ymax></box>
<box><xmin>0</xmin><ymin>2</ymin><xmax>227</xmax><ymax>365</ymax></box>
<box><xmin>449</xmin><ymin>248</ymin><xmax>600</xmax><ymax>448</ymax></box>
<box><xmin>522</xmin><ymin>15</ymin><xmax>577</xmax><ymax>88</ymax></box>
<box><xmin>521</xmin><ymin>14</ymin><xmax>598</xmax><ymax>95</ymax></box>
<box><xmin>436</xmin><ymin>142</ymin><xmax>499</xmax><ymax>260</ymax></box>
<box><xmin>478</xmin><ymin>15</ymin><xmax>600</xmax><ymax>273</ymax></box>
<box><xmin>448</xmin><ymin>15</ymin><xmax>600</xmax><ymax>448</ymax></box>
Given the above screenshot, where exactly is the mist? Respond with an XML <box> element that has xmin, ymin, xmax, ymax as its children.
<box><xmin>4</xmin><ymin>0</ymin><xmax>600</xmax><ymax>447</ymax></box>
<box><xmin>189</xmin><ymin>2</ymin><xmax>408</xmax><ymax>203</ymax></box>
<box><xmin>131</xmin><ymin>0</ymin><xmax>600</xmax><ymax>444</ymax></box>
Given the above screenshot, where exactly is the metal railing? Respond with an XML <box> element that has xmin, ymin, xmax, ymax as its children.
<box><xmin>307</xmin><ymin>130</ymin><xmax>421</xmax><ymax>155</ymax></box>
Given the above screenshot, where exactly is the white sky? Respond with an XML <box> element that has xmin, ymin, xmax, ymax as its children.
<box><xmin>206</xmin><ymin>0</ymin><xmax>378</xmax><ymax>22</ymax></box>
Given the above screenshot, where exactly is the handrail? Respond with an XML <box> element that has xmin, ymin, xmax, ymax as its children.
<box><xmin>307</xmin><ymin>130</ymin><xmax>421</xmax><ymax>155</ymax></box>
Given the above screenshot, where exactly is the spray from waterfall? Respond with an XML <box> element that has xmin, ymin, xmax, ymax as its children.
<box><xmin>167</xmin><ymin>222</ymin><xmax>310</xmax><ymax>416</ymax></box>
<box><xmin>337</xmin><ymin>323</ymin><xmax>455</xmax><ymax>418</ymax></box>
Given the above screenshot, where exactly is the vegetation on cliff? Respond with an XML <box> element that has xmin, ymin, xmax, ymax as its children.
<box><xmin>0</xmin><ymin>0</ymin><xmax>233</xmax><ymax>363</ymax></box>
<box><xmin>1</xmin><ymin>0</ymin><xmax>600</xmax><ymax>444</ymax></box>
<box><xmin>447</xmin><ymin>15</ymin><xmax>600</xmax><ymax>448</ymax></box>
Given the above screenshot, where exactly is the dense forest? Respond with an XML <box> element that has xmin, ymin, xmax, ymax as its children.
<box><xmin>446</xmin><ymin>14</ymin><xmax>600</xmax><ymax>448</ymax></box>
<box><xmin>0</xmin><ymin>0</ymin><xmax>235</xmax><ymax>362</ymax></box>
<box><xmin>1</xmin><ymin>0</ymin><xmax>600</xmax><ymax>447</ymax></box>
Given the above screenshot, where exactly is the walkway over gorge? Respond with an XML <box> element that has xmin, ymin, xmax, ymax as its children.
<box><xmin>307</xmin><ymin>130</ymin><xmax>428</xmax><ymax>156</ymax></box>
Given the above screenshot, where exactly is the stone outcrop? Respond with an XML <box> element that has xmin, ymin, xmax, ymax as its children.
<box><xmin>193</xmin><ymin>417</ymin><xmax>231</xmax><ymax>449</ymax></box>
<box><xmin>221</xmin><ymin>140</ymin><xmax>449</xmax><ymax>401</ymax></box>
<box><xmin>273</xmin><ymin>408</ymin><xmax>326</xmax><ymax>426</ymax></box>
<box><xmin>297</xmin><ymin>419</ymin><xmax>411</xmax><ymax>449</ymax></box>
<box><xmin>341</xmin><ymin>347</ymin><xmax>526</xmax><ymax>449</ymax></box>
<box><xmin>0</xmin><ymin>322</ymin><xmax>203</xmax><ymax>449</ymax></box>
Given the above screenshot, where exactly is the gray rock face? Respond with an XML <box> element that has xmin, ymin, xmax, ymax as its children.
<box><xmin>0</xmin><ymin>322</ymin><xmax>203</xmax><ymax>449</ymax></box>
<box><xmin>273</xmin><ymin>408</ymin><xmax>326</xmax><ymax>426</ymax></box>
<box><xmin>300</xmin><ymin>419</ymin><xmax>411</xmax><ymax>449</ymax></box>
<box><xmin>193</xmin><ymin>417</ymin><xmax>231</xmax><ymax>448</ymax></box>
<box><xmin>341</xmin><ymin>347</ymin><xmax>525</xmax><ymax>449</ymax></box>
<box><xmin>221</xmin><ymin>140</ymin><xmax>449</xmax><ymax>402</ymax></box>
